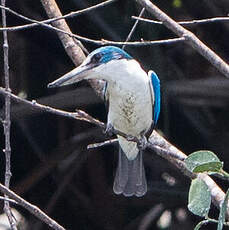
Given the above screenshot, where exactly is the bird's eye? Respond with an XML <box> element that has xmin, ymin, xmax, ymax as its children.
<box><xmin>91</xmin><ymin>53</ymin><xmax>101</xmax><ymax>63</ymax></box>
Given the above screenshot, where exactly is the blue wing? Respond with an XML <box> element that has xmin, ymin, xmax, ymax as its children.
<box><xmin>148</xmin><ymin>70</ymin><xmax>160</xmax><ymax>126</ymax></box>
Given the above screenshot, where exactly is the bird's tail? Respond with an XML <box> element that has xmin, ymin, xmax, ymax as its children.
<box><xmin>113</xmin><ymin>147</ymin><xmax>147</xmax><ymax>197</ymax></box>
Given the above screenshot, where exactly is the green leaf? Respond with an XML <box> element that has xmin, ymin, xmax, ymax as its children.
<box><xmin>193</xmin><ymin>162</ymin><xmax>223</xmax><ymax>173</ymax></box>
<box><xmin>217</xmin><ymin>189</ymin><xmax>229</xmax><ymax>230</ymax></box>
<box><xmin>194</xmin><ymin>220</ymin><xmax>209</xmax><ymax>230</ymax></box>
<box><xmin>185</xmin><ymin>150</ymin><xmax>223</xmax><ymax>173</ymax></box>
<box><xmin>188</xmin><ymin>178</ymin><xmax>211</xmax><ymax>217</ymax></box>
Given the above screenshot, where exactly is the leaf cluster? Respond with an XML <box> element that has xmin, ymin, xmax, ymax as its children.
<box><xmin>185</xmin><ymin>151</ymin><xmax>229</xmax><ymax>229</ymax></box>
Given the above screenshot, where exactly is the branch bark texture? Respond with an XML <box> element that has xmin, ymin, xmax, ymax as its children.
<box><xmin>1</xmin><ymin>0</ymin><xmax>17</xmax><ymax>229</ymax></box>
<box><xmin>40</xmin><ymin>0</ymin><xmax>85</xmax><ymax>65</ymax></box>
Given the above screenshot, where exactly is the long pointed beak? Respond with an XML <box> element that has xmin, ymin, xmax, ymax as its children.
<box><xmin>47</xmin><ymin>64</ymin><xmax>91</xmax><ymax>88</ymax></box>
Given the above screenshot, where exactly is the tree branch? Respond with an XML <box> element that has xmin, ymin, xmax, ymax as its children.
<box><xmin>0</xmin><ymin>196</ymin><xmax>18</xmax><ymax>204</ymax></box>
<box><xmin>0</xmin><ymin>0</ymin><xmax>227</xmax><ymax>228</ymax></box>
<box><xmin>40</xmin><ymin>0</ymin><xmax>86</xmax><ymax>65</ymax></box>
<box><xmin>0</xmin><ymin>0</ymin><xmax>117</xmax><ymax>32</ymax></box>
<box><xmin>40</xmin><ymin>0</ymin><xmax>109</xmax><ymax>98</ymax></box>
<box><xmin>1</xmin><ymin>0</ymin><xmax>17</xmax><ymax>229</ymax></box>
<box><xmin>0</xmin><ymin>87</ymin><xmax>227</xmax><ymax>216</ymax></box>
<box><xmin>122</xmin><ymin>7</ymin><xmax>145</xmax><ymax>50</ymax></box>
<box><xmin>135</xmin><ymin>0</ymin><xmax>229</xmax><ymax>78</ymax></box>
<box><xmin>132</xmin><ymin>15</ymin><xmax>229</xmax><ymax>26</ymax></box>
<box><xmin>0</xmin><ymin>183</ymin><xmax>66</xmax><ymax>230</ymax></box>
<box><xmin>0</xmin><ymin>5</ymin><xmax>185</xmax><ymax>48</ymax></box>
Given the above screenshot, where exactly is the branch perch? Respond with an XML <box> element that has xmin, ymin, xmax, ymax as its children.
<box><xmin>0</xmin><ymin>87</ymin><xmax>227</xmax><ymax>216</ymax></box>
<box><xmin>0</xmin><ymin>0</ymin><xmax>228</xmax><ymax>228</ymax></box>
<box><xmin>0</xmin><ymin>0</ymin><xmax>227</xmax><ymax>217</ymax></box>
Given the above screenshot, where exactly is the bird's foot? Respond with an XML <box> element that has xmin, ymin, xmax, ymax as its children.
<box><xmin>137</xmin><ymin>136</ymin><xmax>148</xmax><ymax>151</ymax></box>
<box><xmin>126</xmin><ymin>134</ymin><xmax>135</xmax><ymax>142</ymax></box>
<box><xmin>104</xmin><ymin>123</ymin><xmax>114</xmax><ymax>137</ymax></box>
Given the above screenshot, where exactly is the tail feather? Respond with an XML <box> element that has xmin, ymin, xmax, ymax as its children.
<box><xmin>113</xmin><ymin>147</ymin><xmax>147</xmax><ymax>197</ymax></box>
<box><xmin>113</xmin><ymin>148</ymin><xmax>128</xmax><ymax>194</ymax></box>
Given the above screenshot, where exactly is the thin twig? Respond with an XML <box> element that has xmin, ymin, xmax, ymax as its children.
<box><xmin>0</xmin><ymin>196</ymin><xmax>18</xmax><ymax>204</ymax></box>
<box><xmin>0</xmin><ymin>87</ymin><xmax>227</xmax><ymax>215</ymax></box>
<box><xmin>0</xmin><ymin>183</ymin><xmax>66</xmax><ymax>230</ymax></box>
<box><xmin>0</xmin><ymin>10</ymin><xmax>185</xmax><ymax>47</ymax></box>
<box><xmin>122</xmin><ymin>7</ymin><xmax>145</xmax><ymax>50</ymax></box>
<box><xmin>132</xmin><ymin>15</ymin><xmax>229</xmax><ymax>26</ymax></box>
<box><xmin>136</xmin><ymin>0</ymin><xmax>229</xmax><ymax>78</ymax></box>
<box><xmin>87</xmin><ymin>138</ymin><xmax>185</xmax><ymax>162</ymax></box>
<box><xmin>102</xmin><ymin>37</ymin><xmax>185</xmax><ymax>46</ymax></box>
<box><xmin>1</xmin><ymin>0</ymin><xmax>17</xmax><ymax>229</ymax></box>
<box><xmin>87</xmin><ymin>138</ymin><xmax>118</xmax><ymax>149</ymax></box>
<box><xmin>0</xmin><ymin>4</ymin><xmax>184</xmax><ymax>47</ymax></box>
<box><xmin>0</xmin><ymin>0</ymin><xmax>117</xmax><ymax>31</ymax></box>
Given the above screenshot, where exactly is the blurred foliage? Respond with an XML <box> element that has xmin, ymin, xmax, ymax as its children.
<box><xmin>0</xmin><ymin>0</ymin><xmax>229</xmax><ymax>229</ymax></box>
<box><xmin>173</xmin><ymin>0</ymin><xmax>182</xmax><ymax>8</ymax></box>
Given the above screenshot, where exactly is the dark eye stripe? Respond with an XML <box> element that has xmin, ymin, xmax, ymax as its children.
<box><xmin>91</xmin><ymin>53</ymin><xmax>102</xmax><ymax>63</ymax></box>
<box><xmin>88</xmin><ymin>46</ymin><xmax>133</xmax><ymax>66</ymax></box>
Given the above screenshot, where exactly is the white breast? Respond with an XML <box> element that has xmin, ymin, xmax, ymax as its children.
<box><xmin>106</xmin><ymin>59</ymin><xmax>153</xmax><ymax>159</ymax></box>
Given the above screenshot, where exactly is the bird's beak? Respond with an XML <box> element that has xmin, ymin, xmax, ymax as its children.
<box><xmin>47</xmin><ymin>64</ymin><xmax>92</xmax><ymax>88</ymax></box>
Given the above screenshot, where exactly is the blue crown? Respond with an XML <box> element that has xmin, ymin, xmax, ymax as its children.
<box><xmin>88</xmin><ymin>46</ymin><xmax>132</xmax><ymax>65</ymax></box>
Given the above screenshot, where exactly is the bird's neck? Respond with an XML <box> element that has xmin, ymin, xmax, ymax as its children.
<box><xmin>102</xmin><ymin>59</ymin><xmax>148</xmax><ymax>84</ymax></box>
<box><xmin>105</xmin><ymin>59</ymin><xmax>149</xmax><ymax>101</ymax></box>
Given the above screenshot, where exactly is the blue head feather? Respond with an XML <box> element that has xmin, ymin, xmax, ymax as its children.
<box><xmin>88</xmin><ymin>46</ymin><xmax>132</xmax><ymax>65</ymax></box>
<box><xmin>150</xmin><ymin>71</ymin><xmax>160</xmax><ymax>125</ymax></box>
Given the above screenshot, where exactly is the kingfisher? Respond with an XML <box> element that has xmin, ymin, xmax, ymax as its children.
<box><xmin>48</xmin><ymin>46</ymin><xmax>160</xmax><ymax>197</ymax></box>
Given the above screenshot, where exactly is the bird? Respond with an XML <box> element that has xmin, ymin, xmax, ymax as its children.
<box><xmin>48</xmin><ymin>46</ymin><xmax>160</xmax><ymax>197</ymax></box>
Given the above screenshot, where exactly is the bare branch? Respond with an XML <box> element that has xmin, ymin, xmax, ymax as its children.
<box><xmin>0</xmin><ymin>18</ymin><xmax>185</xmax><ymax>46</ymax></box>
<box><xmin>122</xmin><ymin>7</ymin><xmax>145</xmax><ymax>50</ymax></box>
<box><xmin>87</xmin><ymin>138</ymin><xmax>118</xmax><ymax>149</ymax></box>
<box><xmin>41</xmin><ymin>0</ymin><xmax>86</xmax><ymax>66</ymax></box>
<box><xmin>135</xmin><ymin>0</ymin><xmax>229</xmax><ymax>78</ymax></box>
<box><xmin>148</xmin><ymin>131</ymin><xmax>228</xmax><ymax>215</ymax></box>
<box><xmin>40</xmin><ymin>0</ymin><xmax>107</xmax><ymax>98</ymax></box>
<box><xmin>0</xmin><ymin>183</ymin><xmax>66</xmax><ymax>230</ymax></box>
<box><xmin>0</xmin><ymin>7</ymin><xmax>185</xmax><ymax>47</ymax></box>
<box><xmin>101</xmin><ymin>37</ymin><xmax>185</xmax><ymax>46</ymax></box>
<box><xmin>0</xmin><ymin>87</ymin><xmax>227</xmax><ymax>216</ymax></box>
<box><xmin>132</xmin><ymin>15</ymin><xmax>229</xmax><ymax>26</ymax></box>
<box><xmin>1</xmin><ymin>0</ymin><xmax>17</xmax><ymax>229</ymax></box>
<box><xmin>0</xmin><ymin>5</ymin><xmax>184</xmax><ymax>47</ymax></box>
<box><xmin>0</xmin><ymin>196</ymin><xmax>18</xmax><ymax>204</ymax></box>
<box><xmin>0</xmin><ymin>0</ymin><xmax>117</xmax><ymax>32</ymax></box>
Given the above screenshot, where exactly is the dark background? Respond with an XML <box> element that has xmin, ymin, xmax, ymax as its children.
<box><xmin>0</xmin><ymin>0</ymin><xmax>229</xmax><ymax>229</ymax></box>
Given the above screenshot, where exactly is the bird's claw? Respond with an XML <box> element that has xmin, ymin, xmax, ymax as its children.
<box><xmin>104</xmin><ymin>123</ymin><xmax>114</xmax><ymax>137</ymax></box>
<box><xmin>137</xmin><ymin>136</ymin><xmax>148</xmax><ymax>151</ymax></box>
<box><xmin>125</xmin><ymin>135</ymin><xmax>135</xmax><ymax>142</ymax></box>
